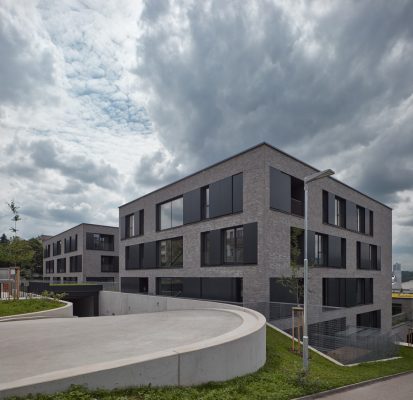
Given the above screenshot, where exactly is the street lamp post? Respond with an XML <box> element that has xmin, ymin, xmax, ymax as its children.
<box><xmin>303</xmin><ymin>169</ymin><xmax>335</xmax><ymax>372</ymax></box>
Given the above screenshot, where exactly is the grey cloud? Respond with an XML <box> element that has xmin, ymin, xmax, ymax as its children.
<box><xmin>0</xmin><ymin>8</ymin><xmax>55</xmax><ymax>106</ymax></box>
<box><xmin>29</xmin><ymin>139</ymin><xmax>120</xmax><ymax>190</ymax></box>
<box><xmin>136</xmin><ymin>0</ymin><xmax>413</xmax><ymax>181</ymax></box>
<box><xmin>141</xmin><ymin>0</ymin><xmax>169</xmax><ymax>21</ymax></box>
<box><xmin>134</xmin><ymin>150</ymin><xmax>182</xmax><ymax>188</ymax></box>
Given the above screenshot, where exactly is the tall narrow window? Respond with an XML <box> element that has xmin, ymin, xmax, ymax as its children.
<box><xmin>125</xmin><ymin>214</ymin><xmax>134</xmax><ymax>238</ymax></box>
<box><xmin>223</xmin><ymin>227</ymin><xmax>244</xmax><ymax>264</ymax></box>
<box><xmin>335</xmin><ymin>197</ymin><xmax>346</xmax><ymax>228</ymax></box>
<box><xmin>139</xmin><ymin>209</ymin><xmax>144</xmax><ymax>235</ymax></box>
<box><xmin>202</xmin><ymin>232</ymin><xmax>211</xmax><ymax>266</ymax></box>
<box><xmin>201</xmin><ymin>186</ymin><xmax>210</xmax><ymax>219</ymax></box>
<box><xmin>357</xmin><ymin>206</ymin><xmax>365</xmax><ymax>233</ymax></box>
<box><xmin>369</xmin><ymin>210</ymin><xmax>374</xmax><ymax>235</ymax></box>
<box><xmin>314</xmin><ymin>233</ymin><xmax>327</xmax><ymax>266</ymax></box>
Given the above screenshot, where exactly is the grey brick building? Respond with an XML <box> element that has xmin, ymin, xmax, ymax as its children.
<box><xmin>119</xmin><ymin>143</ymin><xmax>392</xmax><ymax>332</ymax></box>
<box><xmin>43</xmin><ymin>223</ymin><xmax>119</xmax><ymax>284</ymax></box>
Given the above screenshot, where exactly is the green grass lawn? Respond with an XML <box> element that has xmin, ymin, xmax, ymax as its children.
<box><xmin>0</xmin><ymin>298</ymin><xmax>63</xmax><ymax>317</ymax></box>
<box><xmin>7</xmin><ymin>326</ymin><xmax>413</xmax><ymax>400</ymax></box>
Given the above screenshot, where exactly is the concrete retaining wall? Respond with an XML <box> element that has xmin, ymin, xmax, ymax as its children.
<box><xmin>0</xmin><ymin>300</ymin><xmax>73</xmax><ymax>322</ymax></box>
<box><xmin>0</xmin><ymin>292</ymin><xmax>265</xmax><ymax>398</ymax></box>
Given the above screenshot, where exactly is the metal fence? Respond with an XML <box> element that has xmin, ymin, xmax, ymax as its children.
<box><xmin>244</xmin><ymin>301</ymin><xmax>399</xmax><ymax>365</ymax></box>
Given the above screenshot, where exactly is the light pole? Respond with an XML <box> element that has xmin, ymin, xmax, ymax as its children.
<box><xmin>303</xmin><ymin>169</ymin><xmax>335</xmax><ymax>372</ymax></box>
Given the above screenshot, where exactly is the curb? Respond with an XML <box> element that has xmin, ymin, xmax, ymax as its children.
<box><xmin>294</xmin><ymin>370</ymin><xmax>413</xmax><ymax>399</ymax></box>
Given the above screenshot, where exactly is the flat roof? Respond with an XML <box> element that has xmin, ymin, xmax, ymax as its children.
<box><xmin>44</xmin><ymin>223</ymin><xmax>118</xmax><ymax>242</ymax></box>
<box><xmin>120</xmin><ymin>142</ymin><xmax>391</xmax><ymax>210</ymax></box>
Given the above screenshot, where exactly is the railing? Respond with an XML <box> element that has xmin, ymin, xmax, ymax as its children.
<box><xmin>264</xmin><ymin>301</ymin><xmax>398</xmax><ymax>365</ymax></box>
<box><xmin>392</xmin><ymin>312</ymin><xmax>408</xmax><ymax>326</ymax></box>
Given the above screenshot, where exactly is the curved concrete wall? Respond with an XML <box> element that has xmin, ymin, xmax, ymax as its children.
<box><xmin>0</xmin><ymin>293</ymin><xmax>265</xmax><ymax>399</ymax></box>
<box><xmin>0</xmin><ymin>300</ymin><xmax>73</xmax><ymax>322</ymax></box>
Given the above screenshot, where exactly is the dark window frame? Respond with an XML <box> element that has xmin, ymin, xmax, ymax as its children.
<box><xmin>56</xmin><ymin>258</ymin><xmax>66</xmax><ymax>273</ymax></box>
<box><xmin>101</xmin><ymin>255</ymin><xmax>119</xmax><ymax>272</ymax></box>
<box><xmin>157</xmin><ymin>236</ymin><xmax>183</xmax><ymax>268</ymax></box>
<box><xmin>156</xmin><ymin>196</ymin><xmax>184</xmax><ymax>231</ymax></box>
<box><xmin>201</xmin><ymin>186</ymin><xmax>210</xmax><ymax>220</ymax></box>
<box><xmin>223</xmin><ymin>226</ymin><xmax>244</xmax><ymax>265</ymax></box>
<box><xmin>86</xmin><ymin>232</ymin><xmax>115</xmax><ymax>251</ymax></box>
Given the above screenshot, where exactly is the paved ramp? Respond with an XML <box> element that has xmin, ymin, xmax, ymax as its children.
<box><xmin>0</xmin><ymin>306</ymin><xmax>265</xmax><ymax>398</ymax></box>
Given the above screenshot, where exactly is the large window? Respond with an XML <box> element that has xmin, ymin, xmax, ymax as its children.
<box><xmin>53</xmin><ymin>240</ymin><xmax>62</xmax><ymax>256</ymax></box>
<box><xmin>223</xmin><ymin>227</ymin><xmax>244</xmax><ymax>264</ymax></box>
<box><xmin>357</xmin><ymin>242</ymin><xmax>380</xmax><ymax>270</ymax></box>
<box><xmin>86</xmin><ymin>233</ymin><xmax>114</xmax><ymax>251</ymax></box>
<box><xmin>45</xmin><ymin>260</ymin><xmax>54</xmax><ymax>273</ymax></box>
<box><xmin>158</xmin><ymin>197</ymin><xmax>183</xmax><ymax>230</ymax></box>
<box><xmin>357</xmin><ymin>310</ymin><xmax>381</xmax><ymax>328</ymax></box>
<box><xmin>101</xmin><ymin>256</ymin><xmax>119</xmax><ymax>272</ymax></box>
<box><xmin>323</xmin><ymin>278</ymin><xmax>373</xmax><ymax>307</ymax></box>
<box><xmin>158</xmin><ymin>237</ymin><xmax>183</xmax><ymax>267</ymax></box>
<box><xmin>69</xmin><ymin>255</ymin><xmax>82</xmax><ymax>272</ymax></box>
<box><xmin>334</xmin><ymin>197</ymin><xmax>346</xmax><ymax>228</ymax></box>
<box><xmin>56</xmin><ymin>258</ymin><xmax>66</xmax><ymax>273</ymax></box>
<box><xmin>156</xmin><ymin>277</ymin><xmax>243</xmax><ymax>302</ymax></box>
<box><xmin>64</xmin><ymin>235</ymin><xmax>78</xmax><ymax>253</ymax></box>
<box><xmin>314</xmin><ymin>233</ymin><xmax>327</xmax><ymax>266</ymax></box>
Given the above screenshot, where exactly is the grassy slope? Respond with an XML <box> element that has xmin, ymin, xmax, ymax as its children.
<box><xmin>0</xmin><ymin>298</ymin><xmax>63</xmax><ymax>317</ymax></box>
<box><xmin>9</xmin><ymin>326</ymin><xmax>413</xmax><ymax>400</ymax></box>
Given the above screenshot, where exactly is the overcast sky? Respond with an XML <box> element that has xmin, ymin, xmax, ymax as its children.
<box><xmin>0</xmin><ymin>0</ymin><xmax>412</xmax><ymax>268</ymax></box>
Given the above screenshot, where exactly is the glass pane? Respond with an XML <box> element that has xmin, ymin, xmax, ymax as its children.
<box><xmin>160</xmin><ymin>202</ymin><xmax>172</xmax><ymax>230</ymax></box>
<box><xmin>171</xmin><ymin>238</ymin><xmax>183</xmax><ymax>266</ymax></box>
<box><xmin>170</xmin><ymin>278</ymin><xmax>183</xmax><ymax>296</ymax></box>
<box><xmin>203</xmin><ymin>232</ymin><xmax>210</xmax><ymax>265</ymax></box>
<box><xmin>205</xmin><ymin>187</ymin><xmax>210</xmax><ymax>218</ymax></box>
<box><xmin>236</xmin><ymin>227</ymin><xmax>244</xmax><ymax>263</ymax></box>
<box><xmin>171</xmin><ymin>197</ymin><xmax>183</xmax><ymax>227</ymax></box>
<box><xmin>159</xmin><ymin>240</ymin><xmax>171</xmax><ymax>267</ymax></box>
<box><xmin>224</xmin><ymin>228</ymin><xmax>235</xmax><ymax>263</ymax></box>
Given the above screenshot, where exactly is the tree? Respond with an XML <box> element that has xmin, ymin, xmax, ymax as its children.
<box><xmin>279</xmin><ymin>227</ymin><xmax>304</xmax><ymax>305</ymax></box>
<box><xmin>7</xmin><ymin>200</ymin><xmax>21</xmax><ymax>239</ymax></box>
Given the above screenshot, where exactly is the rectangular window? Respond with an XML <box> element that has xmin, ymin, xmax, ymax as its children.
<box><xmin>157</xmin><ymin>237</ymin><xmax>183</xmax><ymax>268</ymax></box>
<box><xmin>323</xmin><ymin>278</ymin><xmax>373</xmax><ymax>307</ymax></box>
<box><xmin>223</xmin><ymin>226</ymin><xmax>244</xmax><ymax>264</ymax></box>
<box><xmin>201</xmin><ymin>186</ymin><xmax>210</xmax><ymax>219</ymax></box>
<box><xmin>65</xmin><ymin>235</ymin><xmax>78</xmax><ymax>253</ymax></box>
<box><xmin>314</xmin><ymin>233</ymin><xmax>327</xmax><ymax>266</ymax></box>
<box><xmin>86</xmin><ymin>233</ymin><xmax>115</xmax><ymax>251</ymax></box>
<box><xmin>139</xmin><ymin>209</ymin><xmax>144</xmax><ymax>235</ymax></box>
<box><xmin>357</xmin><ymin>242</ymin><xmax>380</xmax><ymax>270</ymax></box>
<box><xmin>56</xmin><ymin>258</ymin><xmax>66</xmax><ymax>273</ymax></box>
<box><xmin>69</xmin><ymin>255</ymin><xmax>82</xmax><ymax>272</ymax></box>
<box><xmin>370</xmin><ymin>210</ymin><xmax>374</xmax><ymax>235</ymax></box>
<box><xmin>357</xmin><ymin>206</ymin><xmax>365</xmax><ymax>233</ymax></box>
<box><xmin>125</xmin><ymin>214</ymin><xmax>134</xmax><ymax>238</ymax></box>
<box><xmin>157</xmin><ymin>197</ymin><xmax>183</xmax><ymax>230</ymax></box>
<box><xmin>53</xmin><ymin>241</ymin><xmax>62</xmax><ymax>256</ymax></box>
<box><xmin>101</xmin><ymin>256</ymin><xmax>119</xmax><ymax>272</ymax></box>
<box><xmin>201</xmin><ymin>231</ymin><xmax>211</xmax><ymax>266</ymax></box>
<box><xmin>335</xmin><ymin>197</ymin><xmax>346</xmax><ymax>228</ymax></box>
<box><xmin>45</xmin><ymin>260</ymin><xmax>54</xmax><ymax>273</ymax></box>
<box><xmin>63</xmin><ymin>276</ymin><xmax>77</xmax><ymax>283</ymax></box>
<box><xmin>357</xmin><ymin>310</ymin><xmax>381</xmax><ymax>328</ymax></box>
<box><xmin>44</xmin><ymin>244</ymin><xmax>51</xmax><ymax>258</ymax></box>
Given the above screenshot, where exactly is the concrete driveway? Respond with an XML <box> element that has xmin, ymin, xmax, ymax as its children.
<box><xmin>321</xmin><ymin>372</ymin><xmax>413</xmax><ymax>399</ymax></box>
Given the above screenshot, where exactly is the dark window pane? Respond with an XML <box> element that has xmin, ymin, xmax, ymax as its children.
<box><xmin>159</xmin><ymin>240</ymin><xmax>171</xmax><ymax>267</ymax></box>
<box><xmin>171</xmin><ymin>238</ymin><xmax>183</xmax><ymax>267</ymax></box>
<box><xmin>171</xmin><ymin>197</ymin><xmax>183</xmax><ymax>227</ymax></box>
<box><xmin>224</xmin><ymin>228</ymin><xmax>235</xmax><ymax>263</ymax></box>
<box><xmin>159</xmin><ymin>202</ymin><xmax>172</xmax><ymax>230</ymax></box>
<box><xmin>235</xmin><ymin>227</ymin><xmax>244</xmax><ymax>263</ymax></box>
